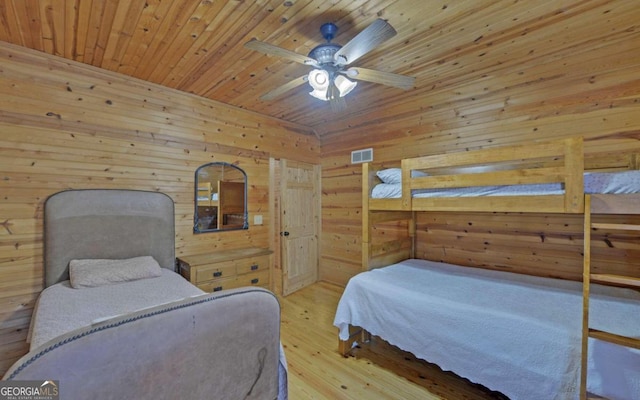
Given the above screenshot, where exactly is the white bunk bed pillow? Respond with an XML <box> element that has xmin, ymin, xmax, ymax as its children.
<box><xmin>376</xmin><ymin>168</ymin><xmax>402</xmax><ymax>183</ymax></box>
<box><xmin>69</xmin><ymin>256</ymin><xmax>162</xmax><ymax>288</ymax></box>
<box><xmin>371</xmin><ymin>183</ymin><xmax>403</xmax><ymax>198</ymax></box>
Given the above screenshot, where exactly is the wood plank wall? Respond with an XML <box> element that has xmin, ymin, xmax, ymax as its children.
<box><xmin>319</xmin><ymin>2</ymin><xmax>640</xmax><ymax>286</ymax></box>
<box><xmin>0</xmin><ymin>41</ymin><xmax>319</xmax><ymax>374</ymax></box>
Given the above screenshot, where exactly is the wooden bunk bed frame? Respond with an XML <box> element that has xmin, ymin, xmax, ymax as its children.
<box><xmin>362</xmin><ymin>137</ymin><xmax>587</xmax><ymax>276</ymax></box>
<box><xmin>582</xmin><ymin>194</ymin><xmax>640</xmax><ymax>399</ymax></box>
<box><xmin>361</xmin><ymin>137</ymin><xmax>640</xmax><ymax>271</ymax></box>
<box><xmin>366</xmin><ymin>137</ymin><xmax>586</xmax><ymax>213</ymax></box>
<box><xmin>345</xmin><ymin>137</ymin><xmax>640</xmax><ymax>399</ymax></box>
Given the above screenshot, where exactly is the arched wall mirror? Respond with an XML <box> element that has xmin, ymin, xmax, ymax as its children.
<box><xmin>194</xmin><ymin>162</ymin><xmax>248</xmax><ymax>233</ymax></box>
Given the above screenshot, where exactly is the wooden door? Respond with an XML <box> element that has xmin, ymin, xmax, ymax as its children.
<box><xmin>279</xmin><ymin>160</ymin><xmax>320</xmax><ymax>296</ymax></box>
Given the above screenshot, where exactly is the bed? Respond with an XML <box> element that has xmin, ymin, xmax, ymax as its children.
<box><xmin>347</xmin><ymin>137</ymin><xmax>640</xmax><ymax>399</ymax></box>
<box><xmin>334</xmin><ymin>258</ymin><xmax>640</xmax><ymax>400</ymax></box>
<box><xmin>3</xmin><ymin>189</ymin><xmax>287</xmax><ymax>400</ymax></box>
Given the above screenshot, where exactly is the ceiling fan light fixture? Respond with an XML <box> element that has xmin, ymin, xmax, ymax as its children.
<box><xmin>309</xmin><ymin>88</ymin><xmax>328</xmax><ymax>100</ymax></box>
<box><xmin>308</xmin><ymin>69</ymin><xmax>330</xmax><ymax>100</ymax></box>
<box><xmin>308</xmin><ymin>69</ymin><xmax>356</xmax><ymax>101</ymax></box>
<box><xmin>308</xmin><ymin>69</ymin><xmax>329</xmax><ymax>91</ymax></box>
<box><xmin>335</xmin><ymin>75</ymin><xmax>357</xmax><ymax>97</ymax></box>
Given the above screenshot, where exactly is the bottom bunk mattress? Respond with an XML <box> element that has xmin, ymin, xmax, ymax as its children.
<box><xmin>333</xmin><ymin>259</ymin><xmax>640</xmax><ymax>400</ymax></box>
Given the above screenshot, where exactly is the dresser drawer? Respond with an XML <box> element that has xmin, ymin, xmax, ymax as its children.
<box><xmin>194</xmin><ymin>263</ymin><xmax>237</xmax><ymax>284</ymax></box>
<box><xmin>236</xmin><ymin>255</ymin><xmax>270</xmax><ymax>275</ymax></box>
<box><xmin>198</xmin><ymin>270</ymin><xmax>269</xmax><ymax>292</ymax></box>
<box><xmin>236</xmin><ymin>269</ymin><xmax>269</xmax><ymax>288</ymax></box>
<box><xmin>178</xmin><ymin>247</ymin><xmax>273</xmax><ymax>291</ymax></box>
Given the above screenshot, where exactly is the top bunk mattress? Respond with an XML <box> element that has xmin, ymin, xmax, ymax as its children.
<box><xmin>333</xmin><ymin>259</ymin><xmax>640</xmax><ymax>400</ymax></box>
<box><xmin>372</xmin><ymin>169</ymin><xmax>640</xmax><ymax>198</ymax></box>
<box><xmin>29</xmin><ymin>269</ymin><xmax>204</xmax><ymax>350</ymax></box>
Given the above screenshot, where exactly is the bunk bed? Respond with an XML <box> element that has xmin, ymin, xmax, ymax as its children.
<box><xmin>336</xmin><ymin>137</ymin><xmax>640</xmax><ymax>400</ymax></box>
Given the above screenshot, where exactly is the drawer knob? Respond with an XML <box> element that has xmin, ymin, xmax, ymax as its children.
<box><xmin>213</xmin><ymin>286</ymin><xmax>223</xmax><ymax>292</ymax></box>
<box><xmin>213</xmin><ymin>271</ymin><xmax>222</xmax><ymax>277</ymax></box>
<box><xmin>251</xmin><ymin>278</ymin><xmax>259</xmax><ymax>285</ymax></box>
<box><xmin>251</xmin><ymin>264</ymin><xmax>259</xmax><ymax>271</ymax></box>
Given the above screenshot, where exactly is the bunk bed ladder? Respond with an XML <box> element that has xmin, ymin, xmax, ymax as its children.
<box><xmin>581</xmin><ymin>194</ymin><xmax>640</xmax><ymax>400</ymax></box>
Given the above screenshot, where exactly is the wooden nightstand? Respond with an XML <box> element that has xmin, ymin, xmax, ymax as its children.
<box><xmin>178</xmin><ymin>247</ymin><xmax>273</xmax><ymax>292</ymax></box>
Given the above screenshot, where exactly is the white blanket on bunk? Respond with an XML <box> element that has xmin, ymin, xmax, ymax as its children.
<box><xmin>333</xmin><ymin>259</ymin><xmax>640</xmax><ymax>400</ymax></box>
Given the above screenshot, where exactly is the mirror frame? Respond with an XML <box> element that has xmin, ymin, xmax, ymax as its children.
<box><xmin>193</xmin><ymin>162</ymin><xmax>248</xmax><ymax>233</ymax></box>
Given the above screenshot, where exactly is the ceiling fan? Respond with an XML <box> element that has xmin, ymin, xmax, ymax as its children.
<box><xmin>244</xmin><ymin>19</ymin><xmax>415</xmax><ymax>111</ymax></box>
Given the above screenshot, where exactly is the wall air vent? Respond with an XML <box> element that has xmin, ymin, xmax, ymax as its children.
<box><xmin>351</xmin><ymin>148</ymin><xmax>373</xmax><ymax>164</ymax></box>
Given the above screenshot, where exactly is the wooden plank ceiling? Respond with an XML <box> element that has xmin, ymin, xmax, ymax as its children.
<box><xmin>0</xmin><ymin>0</ymin><xmax>636</xmax><ymax>136</ymax></box>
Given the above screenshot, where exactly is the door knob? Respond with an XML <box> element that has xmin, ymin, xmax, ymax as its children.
<box><xmin>281</xmin><ymin>231</ymin><xmax>290</xmax><ymax>236</ymax></box>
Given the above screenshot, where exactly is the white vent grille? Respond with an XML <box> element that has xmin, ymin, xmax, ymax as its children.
<box><xmin>351</xmin><ymin>148</ymin><xmax>373</xmax><ymax>164</ymax></box>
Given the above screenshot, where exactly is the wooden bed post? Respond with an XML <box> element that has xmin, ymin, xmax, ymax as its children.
<box><xmin>401</xmin><ymin>158</ymin><xmax>411</xmax><ymax>210</ymax></box>
<box><xmin>362</xmin><ymin>163</ymin><xmax>373</xmax><ymax>271</ymax></box>
<box><xmin>565</xmin><ymin>137</ymin><xmax>585</xmax><ymax>213</ymax></box>
<box><xmin>580</xmin><ymin>195</ymin><xmax>592</xmax><ymax>400</ymax></box>
<box><xmin>409</xmin><ymin>211</ymin><xmax>416</xmax><ymax>259</ymax></box>
<box><xmin>338</xmin><ymin>325</ymin><xmax>371</xmax><ymax>357</ymax></box>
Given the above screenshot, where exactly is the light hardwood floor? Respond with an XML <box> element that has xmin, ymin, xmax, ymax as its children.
<box><xmin>279</xmin><ymin>282</ymin><xmax>508</xmax><ymax>400</ymax></box>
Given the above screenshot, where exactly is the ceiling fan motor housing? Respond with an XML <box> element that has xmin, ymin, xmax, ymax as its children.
<box><xmin>308</xmin><ymin>43</ymin><xmax>342</xmax><ymax>65</ymax></box>
<box><xmin>308</xmin><ymin>22</ymin><xmax>342</xmax><ymax>65</ymax></box>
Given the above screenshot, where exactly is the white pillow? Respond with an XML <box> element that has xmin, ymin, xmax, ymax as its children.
<box><xmin>69</xmin><ymin>256</ymin><xmax>162</xmax><ymax>288</ymax></box>
<box><xmin>376</xmin><ymin>168</ymin><xmax>429</xmax><ymax>184</ymax></box>
<box><xmin>371</xmin><ymin>183</ymin><xmax>402</xmax><ymax>198</ymax></box>
<box><xmin>376</xmin><ymin>168</ymin><xmax>402</xmax><ymax>184</ymax></box>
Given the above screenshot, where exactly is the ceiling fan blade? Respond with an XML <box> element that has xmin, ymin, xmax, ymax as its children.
<box><xmin>260</xmin><ymin>75</ymin><xmax>308</xmax><ymax>101</ymax></box>
<box><xmin>344</xmin><ymin>67</ymin><xmax>415</xmax><ymax>90</ymax></box>
<box><xmin>334</xmin><ymin>19</ymin><xmax>397</xmax><ymax>66</ymax></box>
<box><xmin>245</xmin><ymin>39</ymin><xmax>318</xmax><ymax>67</ymax></box>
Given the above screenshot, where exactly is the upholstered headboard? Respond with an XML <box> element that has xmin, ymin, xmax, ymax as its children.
<box><xmin>44</xmin><ymin>189</ymin><xmax>176</xmax><ymax>287</ymax></box>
